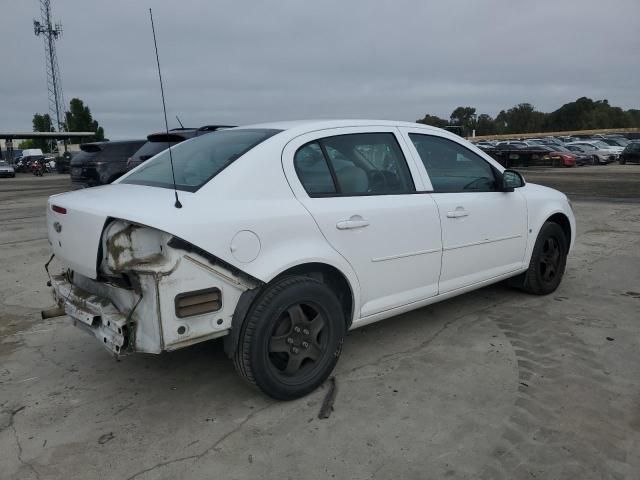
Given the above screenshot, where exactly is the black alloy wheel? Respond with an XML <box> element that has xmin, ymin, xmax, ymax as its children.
<box><xmin>511</xmin><ymin>221</ymin><xmax>568</xmax><ymax>295</ymax></box>
<box><xmin>234</xmin><ymin>276</ymin><xmax>345</xmax><ymax>400</ymax></box>
<box><xmin>538</xmin><ymin>236</ymin><xmax>562</xmax><ymax>286</ymax></box>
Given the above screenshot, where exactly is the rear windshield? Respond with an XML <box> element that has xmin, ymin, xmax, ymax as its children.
<box><xmin>131</xmin><ymin>140</ymin><xmax>181</xmax><ymax>162</ymax></box>
<box><xmin>121</xmin><ymin>129</ymin><xmax>280</xmax><ymax>192</ymax></box>
<box><xmin>72</xmin><ymin>141</ymin><xmax>144</xmax><ymax>166</ymax></box>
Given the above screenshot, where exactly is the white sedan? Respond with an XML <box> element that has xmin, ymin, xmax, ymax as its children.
<box><xmin>44</xmin><ymin>120</ymin><xmax>575</xmax><ymax>399</ymax></box>
<box><xmin>566</xmin><ymin>141</ymin><xmax>622</xmax><ymax>164</ymax></box>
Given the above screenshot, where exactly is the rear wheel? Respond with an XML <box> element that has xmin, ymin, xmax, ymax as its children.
<box><xmin>233</xmin><ymin>276</ymin><xmax>345</xmax><ymax>400</ymax></box>
<box><xmin>512</xmin><ymin>222</ymin><xmax>568</xmax><ymax>295</ymax></box>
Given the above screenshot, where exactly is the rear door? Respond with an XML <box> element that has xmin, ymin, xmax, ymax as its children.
<box><xmin>400</xmin><ymin>127</ymin><xmax>528</xmax><ymax>293</ymax></box>
<box><xmin>282</xmin><ymin>126</ymin><xmax>442</xmax><ymax>318</ymax></box>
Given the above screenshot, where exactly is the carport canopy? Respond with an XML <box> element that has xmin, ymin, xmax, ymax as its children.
<box><xmin>0</xmin><ymin>132</ymin><xmax>95</xmax><ymax>140</ymax></box>
<box><xmin>1</xmin><ymin>132</ymin><xmax>97</xmax><ymax>161</ymax></box>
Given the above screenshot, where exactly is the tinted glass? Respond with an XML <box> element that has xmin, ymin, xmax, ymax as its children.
<box><xmin>102</xmin><ymin>141</ymin><xmax>145</xmax><ymax>161</ymax></box>
<box><xmin>409</xmin><ymin>134</ymin><xmax>497</xmax><ymax>193</ymax></box>
<box><xmin>121</xmin><ymin>129</ymin><xmax>280</xmax><ymax>192</ymax></box>
<box><xmin>131</xmin><ymin>141</ymin><xmax>180</xmax><ymax>162</ymax></box>
<box><xmin>294</xmin><ymin>142</ymin><xmax>336</xmax><ymax>195</ymax></box>
<box><xmin>320</xmin><ymin>133</ymin><xmax>414</xmax><ymax>195</ymax></box>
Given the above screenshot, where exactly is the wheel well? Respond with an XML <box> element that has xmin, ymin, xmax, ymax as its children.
<box><xmin>274</xmin><ymin>263</ymin><xmax>355</xmax><ymax>327</ymax></box>
<box><xmin>546</xmin><ymin>213</ymin><xmax>571</xmax><ymax>244</ymax></box>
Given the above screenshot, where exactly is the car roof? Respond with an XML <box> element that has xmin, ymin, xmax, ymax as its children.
<box><xmin>233</xmin><ymin>119</ymin><xmax>447</xmax><ymax>136</ymax></box>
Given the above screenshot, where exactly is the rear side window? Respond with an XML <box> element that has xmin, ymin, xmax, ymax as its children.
<box><xmin>294</xmin><ymin>143</ymin><xmax>336</xmax><ymax>195</ymax></box>
<box><xmin>121</xmin><ymin>129</ymin><xmax>280</xmax><ymax>192</ymax></box>
<box><xmin>132</xmin><ymin>141</ymin><xmax>179</xmax><ymax>162</ymax></box>
<box><xmin>103</xmin><ymin>142</ymin><xmax>145</xmax><ymax>161</ymax></box>
<box><xmin>409</xmin><ymin>134</ymin><xmax>497</xmax><ymax>193</ymax></box>
<box><xmin>294</xmin><ymin>132</ymin><xmax>415</xmax><ymax>196</ymax></box>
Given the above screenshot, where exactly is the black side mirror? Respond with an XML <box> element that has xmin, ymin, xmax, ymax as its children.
<box><xmin>501</xmin><ymin>169</ymin><xmax>525</xmax><ymax>192</ymax></box>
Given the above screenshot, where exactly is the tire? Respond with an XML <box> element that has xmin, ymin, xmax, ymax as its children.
<box><xmin>513</xmin><ymin>222</ymin><xmax>568</xmax><ymax>295</ymax></box>
<box><xmin>592</xmin><ymin>155</ymin><xmax>599</xmax><ymax>166</ymax></box>
<box><xmin>619</xmin><ymin>157</ymin><xmax>626</xmax><ymax>165</ymax></box>
<box><xmin>233</xmin><ymin>276</ymin><xmax>346</xmax><ymax>400</ymax></box>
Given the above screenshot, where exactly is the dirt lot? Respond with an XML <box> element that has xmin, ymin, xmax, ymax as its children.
<box><xmin>1</xmin><ymin>168</ymin><xmax>639</xmax><ymax>480</ymax></box>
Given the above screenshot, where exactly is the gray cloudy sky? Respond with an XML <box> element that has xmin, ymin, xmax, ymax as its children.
<box><xmin>2</xmin><ymin>0</ymin><xmax>639</xmax><ymax>139</ymax></box>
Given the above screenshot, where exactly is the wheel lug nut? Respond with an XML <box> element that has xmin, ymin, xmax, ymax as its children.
<box><xmin>292</xmin><ymin>347</ymin><xmax>299</xmax><ymax>354</ymax></box>
<box><xmin>303</xmin><ymin>329</ymin><xmax>309</xmax><ymax>335</ymax></box>
<box><xmin>294</xmin><ymin>326</ymin><xmax>301</xmax><ymax>333</ymax></box>
<box><xmin>302</xmin><ymin>341</ymin><xmax>309</xmax><ymax>348</ymax></box>
<box><xmin>286</xmin><ymin>337</ymin><xmax>293</xmax><ymax>344</ymax></box>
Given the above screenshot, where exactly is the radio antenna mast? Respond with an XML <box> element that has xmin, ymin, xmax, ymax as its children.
<box><xmin>34</xmin><ymin>0</ymin><xmax>66</xmax><ymax>151</ymax></box>
<box><xmin>149</xmin><ymin>8</ymin><xmax>182</xmax><ymax>209</ymax></box>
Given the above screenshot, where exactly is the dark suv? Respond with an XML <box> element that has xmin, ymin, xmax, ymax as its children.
<box><xmin>71</xmin><ymin>140</ymin><xmax>145</xmax><ymax>189</ymax></box>
<box><xmin>619</xmin><ymin>142</ymin><xmax>640</xmax><ymax>164</ymax></box>
<box><xmin>126</xmin><ymin>125</ymin><xmax>234</xmax><ymax>171</ymax></box>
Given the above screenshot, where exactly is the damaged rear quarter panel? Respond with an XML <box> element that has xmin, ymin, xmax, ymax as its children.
<box><xmin>102</xmin><ymin>220</ymin><xmax>255</xmax><ymax>352</ymax></box>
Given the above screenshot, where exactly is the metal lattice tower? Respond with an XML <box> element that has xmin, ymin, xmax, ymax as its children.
<box><xmin>34</xmin><ymin>0</ymin><xmax>65</xmax><ymax>133</ymax></box>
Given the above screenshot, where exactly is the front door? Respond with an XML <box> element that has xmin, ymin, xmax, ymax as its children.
<box><xmin>401</xmin><ymin>128</ymin><xmax>528</xmax><ymax>293</ymax></box>
<box><xmin>282</xmin><ymin>127</ymin><xmax>442</xmax><ymax>318</ymax></box>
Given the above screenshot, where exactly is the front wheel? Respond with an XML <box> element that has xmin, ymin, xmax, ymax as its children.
<box><xmin>512</xmin><ymin>222</ymin><xmax>568</xmax><ymax>295</ymax></box>
<box><xmin>233</xmin><ymin>276</ymin><xmax>346</xmax><ymax>400</ymax></box>
<box><xmin>592</xmin><ymin>155</ymin><xmax>600</xmax><ymax>166</ymax></box>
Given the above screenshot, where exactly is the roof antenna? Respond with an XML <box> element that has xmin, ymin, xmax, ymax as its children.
<box><xmin>149</xmin><ymin>8</ymin><xmax>181</xmax><ymax>209</ymax></box>
<box><xmin>175</xmin><ymin>115</ymin><xmax>184</xmax><ymax>128</ymax></box>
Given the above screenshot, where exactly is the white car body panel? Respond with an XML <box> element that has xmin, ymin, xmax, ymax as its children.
<box><xmin>44</xmin><ymin>119</ymin><xmax>576</xmax><ymax>357</ymax></box>
<box><xmin>281</xmin><ymin>126</ymin><xmax>442</xmax><ymax>318</ymax></box>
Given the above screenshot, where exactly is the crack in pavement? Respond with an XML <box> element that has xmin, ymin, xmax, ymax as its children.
<box><xmin>120</xmin><ymin>297</ymin><xmax>498</xmax><ymax>480</ymax></box>
<box><xmin>4</xmin><ymin>406</ymin><xmax>41</xmax><ymax>480</ymax></box>
<box><xmin>340</xmin><ymin>297</ymin><xmax>514</xmax><ymax>380</ymax></box>
<box><xmin>124</xmin><ymin>402</ymin><xmax>274</xmax><ymax>480</ymax></box>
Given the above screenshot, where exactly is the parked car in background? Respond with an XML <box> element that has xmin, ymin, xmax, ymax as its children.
<box><xmin>71</xmin><ymin>140</ymin><xmax>146</xmax><ymax>190</ymax></box>
<box><xmin>522</xmin><ymin>145</ymin><xmax>576</xmax><ymax>167</ymax></box>
<box><xmin>0</xmin><ymin>160</ymin><xmax>16</xmax><ymax>178</ymax></box>
<box><xmin>55</xmin><ymin>151</ymin><xmax>75</xmax><ymax>173</ymax></box>
<box><xmin>44</xmin><ymin>119</ymin><xmax>575</xmax><ymax>400</ymax></box>
<box><xmin>126</xmin><ymin>125</ymin><xmax>234</xmax><ymax>171</ymax></box>
<box><xmin>619</xmin><ymin>142</ymin><xmax>640</xmax><ymax>164</ymax></box>
<box><xmin>546</xmin><ymin>145</ymin><xmax>592</xmax><ymax>166</ymax></box>
<box><xmin>565</xmin><ymin>141</ymin><xmax>621</xmax><ymax>164</ymax></box>
<box><xmin>600</xmin><ymin>137</ymin><xmax>629</xmax><ymax>148</ymax></box>
<box><xmin>495</xmin><ymin>141</ymin><xmax>528</xmax><ymax>149</ymax></box>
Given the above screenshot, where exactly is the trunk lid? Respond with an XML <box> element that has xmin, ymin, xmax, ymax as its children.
<box><xmin>47</xmin><ymin>184</ymin><xmax>193</xmax><ymax>279</ymax></box>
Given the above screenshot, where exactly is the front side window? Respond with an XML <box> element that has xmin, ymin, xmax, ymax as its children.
<box><xmin>294</xmin><ymin>132</ymin><xmax>415</xmax><ymax>196</ymax></box>
<box><xmin>121</xmin><ymin>129</ymin><xmax>280</xmax><ymax>192</ymax></box>
<box><xmin>409</xmin><ymin>134</ymin><xmax>497</xmax><ymax>193</ymax></box>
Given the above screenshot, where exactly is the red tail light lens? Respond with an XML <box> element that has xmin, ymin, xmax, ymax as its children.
<box><xmin>51</xmin><ymin>205</ymin><xmax>67</xmax><ymax>214</ymax></box>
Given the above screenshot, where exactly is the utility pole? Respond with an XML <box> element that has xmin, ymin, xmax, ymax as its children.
<box><xmin>34</xmin><ymin>0</ymin><xmax>66</xmax><ymax>151</ymax></box>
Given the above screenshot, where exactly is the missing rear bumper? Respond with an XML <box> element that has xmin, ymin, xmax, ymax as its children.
<box><xmin>50</xmin><ymin>274</ymin><xmax>132</xmax><ymax>355</ymax></box>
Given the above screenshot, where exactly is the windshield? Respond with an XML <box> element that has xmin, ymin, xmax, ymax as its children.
<box><xmin>553</xmin><ymin>146</ymin><xmax>572</xmax><ymax>153</ymax></box>
<box><xmin>121</xmin><ymin>129</ymin><xmax>280</xmax><ymax>192</ymax></box>
<box><xmin>576</xmin><ymin>144</ymin><xmax>595</xmax><ymax>151</ymax></box>
<box><xmin>594</xmin><ymin>141</ymin><xmax>610</xmax><ymax>149</ymax></box>
<box><xmin>0</xmin><ymin>161</ymin><xmax>8</xmax><ymax>166</ymax></box>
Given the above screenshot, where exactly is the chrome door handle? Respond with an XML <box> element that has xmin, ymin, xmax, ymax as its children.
<box><xmin>446</xmin><ymin>208</ymin><xmax>469</xmax><ymax>218</ymax></box>
<box><xmin>336</xmin><ymin>215</ymin><xmax>370</xmax><ymax>230</ymax></box>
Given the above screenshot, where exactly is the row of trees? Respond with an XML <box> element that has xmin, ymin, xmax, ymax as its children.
<box><xmin>417</xmin><ymin>97</ymin><xmax>640</xmax><ymax>137</ymax></box>
<box><xmin>19</xmin><ymin>98</ymin><xmax>105</xmax><ymax>152</ymax></box>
